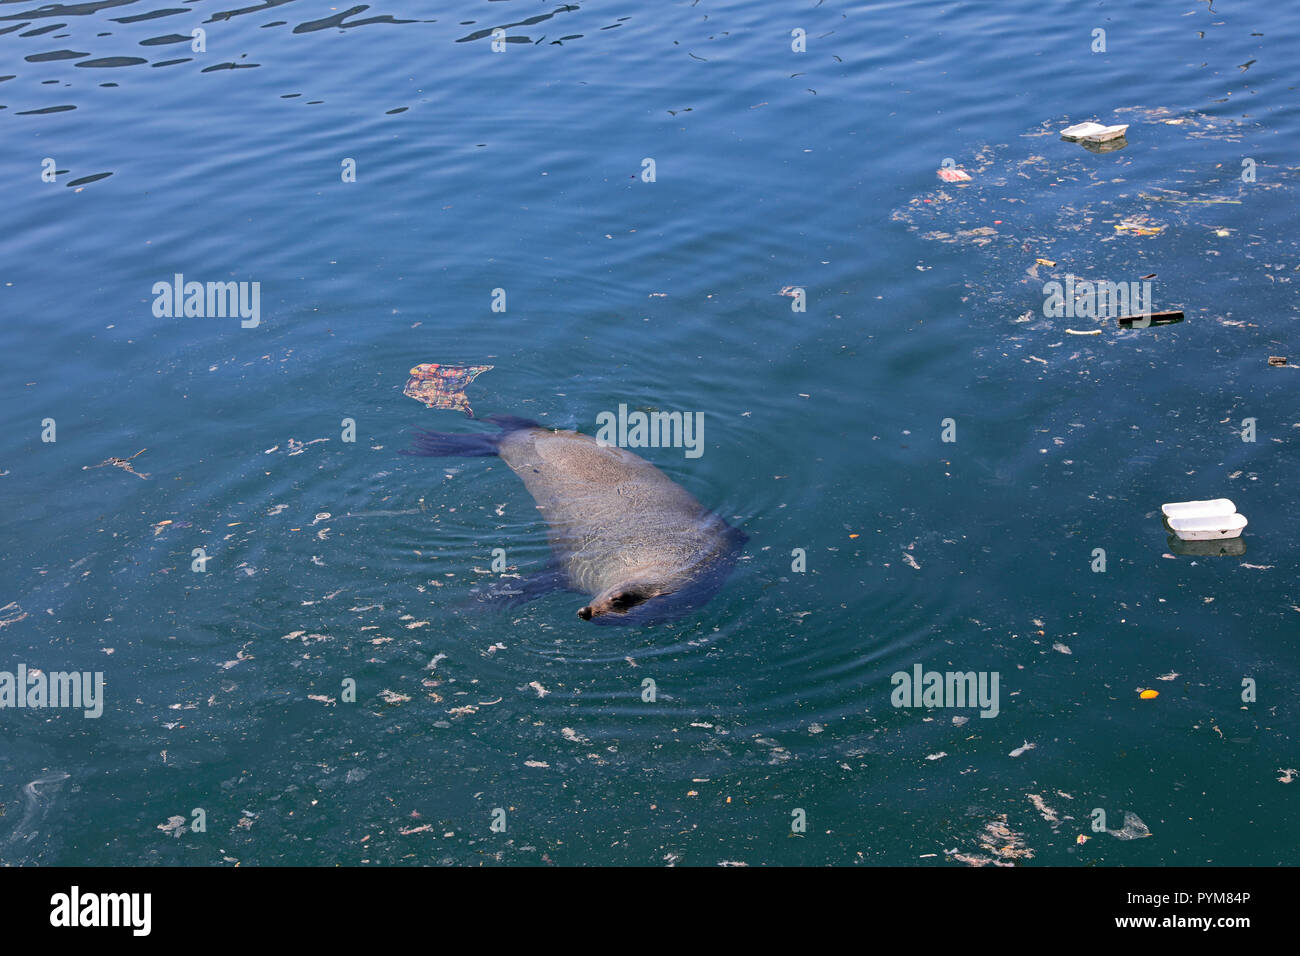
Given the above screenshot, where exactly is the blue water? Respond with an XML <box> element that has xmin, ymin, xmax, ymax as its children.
<box><xmin>1</xmin><ymin>0</ymin><xmax>1297</xmax><ymax>865</ymax></box>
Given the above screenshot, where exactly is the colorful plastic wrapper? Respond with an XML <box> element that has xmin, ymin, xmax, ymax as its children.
<box><xmin>403</xmin><ymin>363</ymin><xmax>493</xmax><ymax>416</ymax></box>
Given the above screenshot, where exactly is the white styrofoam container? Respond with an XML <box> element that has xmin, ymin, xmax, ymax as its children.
<box><xmin>1161</xmin><ymin>498</ymin><xmax>1236</xmax><ymax>520</ymax></box>
<box><xmin>1166</xmin><ymin>513</ymin><xmax>1248</xmax><ymax>540</ymax></box>
<box><xmin>1061</xmin><ymin>122</ymin><xmax>1130</xmax><ymax>142</ymax></box>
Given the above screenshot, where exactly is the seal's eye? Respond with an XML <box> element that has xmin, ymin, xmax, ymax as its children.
<box><xmin>610</xmin><ymin>590</ymin><xmax>645</xmax><ymax>612</ymax></box>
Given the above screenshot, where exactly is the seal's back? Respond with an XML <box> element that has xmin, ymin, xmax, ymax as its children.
<box><xmin>402</xmin><ymin>415</ymin><xmax>745</xmax><ymax>624</ymax></box>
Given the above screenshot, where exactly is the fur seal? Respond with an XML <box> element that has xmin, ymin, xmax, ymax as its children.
<box><xmin>402</xmin><ymin>415</ymin><xmax>745</xmax><ymax>624</ymax></box>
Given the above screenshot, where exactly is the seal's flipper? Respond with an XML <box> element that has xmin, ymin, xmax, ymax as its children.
<box><xmin>399</xmin><ymin>428</ymin><xmax>500</xmax><ymax>458</ymax></box>
<box><xmin>469</xmin><ymin>568</ymin><xmax>570</xmax><ymax>608</ymax></box>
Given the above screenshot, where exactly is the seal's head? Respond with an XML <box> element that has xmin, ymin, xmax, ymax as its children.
<box><xmin>577</xmin><ymin>580</ymin><xmax>671</xmax><ymax>622</ymax></box>
<box><xmin>575</xmin><ymin>525</ymin><xmax>749</xmax><ymax>626</ymax></box>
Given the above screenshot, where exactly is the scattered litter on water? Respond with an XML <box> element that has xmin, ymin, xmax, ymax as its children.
<box><xmin>1114</xmin><ymin>216</ymin><xmax>1163</xmax><ymax>237</ymax></box>
<box><xmin>286</xmin><ymin>437</ymin><xmax>329</xmax><ymax>456</ymax></box>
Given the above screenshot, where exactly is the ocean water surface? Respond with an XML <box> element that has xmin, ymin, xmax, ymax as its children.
<box><xmin>1</xmin><ymin>0</ymin><xmax>1297</xmax><ymax>865</ymax></box>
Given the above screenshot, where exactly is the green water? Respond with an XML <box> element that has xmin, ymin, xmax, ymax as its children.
<box><xmin>0</xmin><ymin>0</ymin><xmax>1296</xmax><ymax>865</ymax></box>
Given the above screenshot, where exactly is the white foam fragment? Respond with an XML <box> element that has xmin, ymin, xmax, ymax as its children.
<box><xmin>1166</xmin><ymin>514</ymin><xmax>1248</xmax><ymax>540</ymax></box>
<box><xmin>1060</xmin><ymin>122</ymin><xmax>1129</xmax><ymax>142</ymax></box>
<box><xmin>1161</xmin><ymin>498</ymin><xmax>1236</xmax><ymax>520</ymax></box>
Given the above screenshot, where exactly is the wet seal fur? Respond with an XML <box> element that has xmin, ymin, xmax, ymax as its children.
<box><xmin>401</xmin><ymin>415</ymin><xmax>746</xmax><ymax>624</ymax></box>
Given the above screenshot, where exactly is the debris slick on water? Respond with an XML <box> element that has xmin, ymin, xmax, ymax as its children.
<box><xmin>1114</xmin><ymin>217</ymin><xmax>1164</xmax><ymax>237</ymax></box>
<box><xmin>947</xmin><ymin>815</ymin><xmax>1034</xmax><ymax>867</ymax></box>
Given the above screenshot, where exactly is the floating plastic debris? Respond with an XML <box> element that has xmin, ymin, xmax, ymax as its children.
<box><xmin>1166</xmin><ymin>514</ymin><xmax>1248</xmax><ymax>540</ymax></box>
<box><xmin>403</xmin><ymin>363</ymin><xmax>493</xmax><ymax>417</ymax></box>
<box><xmin>1161</xmin><ymin>499</ymin><xmax>1247</xmax><ymax>541</ymax></box>
<box><xmin>1117</xmin><ymin>310</ymin><xmax>1183</xmax><ymax>326</ymax></box>
<box><xmin>1105</xmin><ymin>811</ymin><xmax>1152</xmax><ymax>840</ymax></box>
<box><xmin>1060</xmin><ymin>121</ymin><xmax>1129</xmax><ymax>143</ymax></box>
<box><xmin>937</xmin><ymin>167</ymin><xmax>972</xmax><ymax>183</ymax></box>
<box><xmin>0</xmin><ymin>602</ymin><xmax>28</xmax><ymax>628</ymax></box>
<box><xmin>83</xmin><ymin>448</ymin><xmax>149</xmax><ymax>480</ymax></box>
<box><xmin>1162</xmin><ymin>499</ymin><xmax>1235</xmax><ymax>520</ymax></box>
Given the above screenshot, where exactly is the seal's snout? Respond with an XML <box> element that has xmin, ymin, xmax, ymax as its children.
<box><xmin>577</xmin><ymin>606</ymin><xmax>594</xmax><ymax>621</ymax></box>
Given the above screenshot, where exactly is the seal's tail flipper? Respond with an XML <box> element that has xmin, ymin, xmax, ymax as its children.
<box><xmin>399</xmin><ymin>413</ymin><xmax>544</xmax><ymax>457</ymax></box>
<box><xmin>400</xmin><ymin>428</ymin><xmax>501</xmax><ymax>458</ymax></box>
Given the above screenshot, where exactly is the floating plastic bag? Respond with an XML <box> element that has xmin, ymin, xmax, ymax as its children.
<box><xmin>403</xmin><ymin>363</ymin><xmax>493</xmax><ymax>417</ymax></box>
